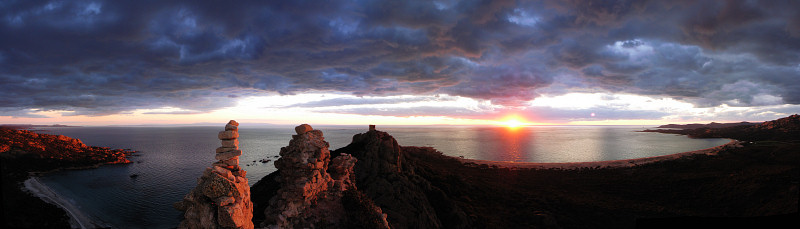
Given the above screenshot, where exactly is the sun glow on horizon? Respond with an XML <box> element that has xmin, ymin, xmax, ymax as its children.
<box><xmin>496</xmin><ymin>115</ymin><xmax>531</xmax><ymax>128</ymax></box>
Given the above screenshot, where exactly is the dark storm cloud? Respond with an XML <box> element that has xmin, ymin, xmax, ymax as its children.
<box><xmin>1</xmin><ymin>0</ymin><xmax>799</xmax><ymax>118</ymax></box>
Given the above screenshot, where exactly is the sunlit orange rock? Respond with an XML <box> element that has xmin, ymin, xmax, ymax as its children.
<box><xmin>0</xmin><ymin>127</ymin><xmax>132</xmax><ymax>165</ymax></box>
<box><xmin>175</xmin><ymin>120</ymin><xmax>253</xmax><ymax>229</ymax></box>
<box><xmin>261</xmin><ymin>124</ymin><xmax>385</xmax><ymax>228</ymax></box>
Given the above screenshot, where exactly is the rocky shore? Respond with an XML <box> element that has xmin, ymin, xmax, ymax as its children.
<box><xmin>4</xmin><ymin>114</ymin><xmax>799</xmax><ymax>228</ymax></box>
<box><xmin>250</xmin><ymin>116</ymin><xmax>798</xmax><ymax>228</ymax></box>
<box><xmin>1</xmin><ymin>127</ymin><xmax>134</xmax><ymax>228</ymax></box>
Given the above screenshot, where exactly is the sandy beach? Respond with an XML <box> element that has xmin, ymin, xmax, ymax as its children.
<box><xmin>23</xmin><ymin>177</ymin><xmax>104</xmax><ymax>229</ymax></box>
<box><xmin>457</xmin><ymin>139</ymin><xmax>743</xmax><ymax>170</ymax></box>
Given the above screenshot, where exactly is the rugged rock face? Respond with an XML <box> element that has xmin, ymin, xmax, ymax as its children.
<box><xmin>261</xmin><ymin>124</ymin><xmax>388</xmax><ymax>228</ymax></box>
<box><xmin>331</xmin><ymin>128</ymin><xmax>472</xmax><ymax>229</ymax></box>
<box><xmin>175</xmin><ymin>120</ymin><xmax>254</xmax><ymax>229</ymax></box>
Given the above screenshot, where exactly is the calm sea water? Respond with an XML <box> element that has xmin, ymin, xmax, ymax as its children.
<box><xmin>34</xmin><ymin>125</ymin><xmax>729</xmax><ymax>228</ymax></box>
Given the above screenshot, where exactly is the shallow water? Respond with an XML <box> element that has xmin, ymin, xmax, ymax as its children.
<box><xmin>34</xmin><ymin>125</ymin><xmax>729</xmax><ymax>228</ymax></box>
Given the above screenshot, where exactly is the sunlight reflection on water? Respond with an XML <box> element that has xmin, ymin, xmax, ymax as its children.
<box><xmin>33</xmin><ymin>125</ymin><xmax>729</xmax><ymax>228</ymax></box>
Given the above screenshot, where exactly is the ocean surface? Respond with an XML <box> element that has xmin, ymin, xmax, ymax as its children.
<box><xmin>33</xmin><ymin>125</ymin><xmax>729</xmax><ymax>228</ymax></box>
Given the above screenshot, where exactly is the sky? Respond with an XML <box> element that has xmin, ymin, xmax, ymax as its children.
<box><xmin>1</xmin><ymin>0</ymin><xmax>799</xmax><ymax>126</ymax></box>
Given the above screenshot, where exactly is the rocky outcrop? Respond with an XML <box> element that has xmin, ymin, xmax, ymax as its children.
<box><xmin>175</xmin><ymin>120</ymin><xmax>254</xmax><ymax>229</ymax></box>
<box><xmin>261</xmin><ymin>124</ymin><xmax>389</xmax><ymax>228</ymax></box>
<box><xmin>1</xmin><ymin>127</ymin><xmax>134</xmax><ymax>229</ymax></box>
<box><xmin>0</xmin><ymin>127</ymin><xmax>131</xmax><ymax>165</ymax></box>
<box><xmin>332</xmin><ymin>127</ymin><xmax>472</xmax><ymax>229</ymax></box>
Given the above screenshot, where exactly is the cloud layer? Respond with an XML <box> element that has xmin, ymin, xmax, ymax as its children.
<box><xmin>2</xmin><ymin>0</ymin><xmax>799</xmax><ymax>119</ymax></box>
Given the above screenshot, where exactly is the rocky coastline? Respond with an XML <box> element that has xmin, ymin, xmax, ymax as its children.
<box><xmin>3</xmin><ymin>114</ymin><xmax>798</xmax><ymax>228</ymax></box>
<box><xmin>250</xmin><ymin>115</ymin><xmax>798</xmax><ymax>228</ymax></box>
<box><xmin>1</xmin><ymin>127</ymin><xmax>134</xmax><ymax>228</ymax></box>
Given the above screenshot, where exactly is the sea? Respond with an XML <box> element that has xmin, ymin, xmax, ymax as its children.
<box><xmin>32</xmin><ymin>125</ymin><xmax>729</xmax><ymax>228</ymax></box>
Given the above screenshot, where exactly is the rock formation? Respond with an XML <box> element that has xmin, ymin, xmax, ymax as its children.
<box><xmin>175</xmin><ymin>120</ymin><xmax>254</xmax><ymax>229</ymax></box>
<box><xmin>331</xmin><ymin>127</ymin><xmax>472</xmax><ymax>229</ymax></box>
<box><xmin>0</xmin><ymin>127</ymin><xmax>131</xmax><ymax>165</ymax></box>
<box><xmin>261</xmin><ymin>124</ymin><xmax>389</xmax><ymax>228</ymax></box>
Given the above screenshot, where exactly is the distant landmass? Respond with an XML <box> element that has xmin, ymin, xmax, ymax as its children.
<box><xmin>656</xmin><ymin>121</ymin><xmax>761</xmax><ymax>129</ymax></box>
<box><xmin>0</xmin><ymin>124</ymin><xmax>81</xmax><ymax>129</ymax></box>
<box><xmin>642</xmin><ymin>114</ymin><xmax>800</xmax><ymax>141</ymax></box>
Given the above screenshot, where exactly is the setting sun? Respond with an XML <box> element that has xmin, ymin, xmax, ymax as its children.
<box><xmin>497</xmin><ymin>115</ymin><xmax>529</xmax><ymax>128</ymax></box>
<box><xmin>503</xmin><ymin>119</ymin><xmax>523</xmax><ymax>128</ymax></box>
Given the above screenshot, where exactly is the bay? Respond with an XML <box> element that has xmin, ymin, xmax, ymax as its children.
<box><xmin>34</xmin><ymin>125</ymin><xmax>729</xmax><ymax>228</ymax></box>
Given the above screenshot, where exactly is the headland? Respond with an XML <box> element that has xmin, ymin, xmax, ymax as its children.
<box><xmin>1</xmin><ymin>127</ymin><xmax>134</xmax><ymax>228</ymax></box>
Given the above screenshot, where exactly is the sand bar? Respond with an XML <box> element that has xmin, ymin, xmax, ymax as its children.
<box><xmin>458</xmin><ymin>139</ymin><xmax>742</xmax><ymax>170</ymax></box>
<box><xmin>23</xmin><ymin>177</ymin><xmax>103</xmax><ymax>229</ymax></box>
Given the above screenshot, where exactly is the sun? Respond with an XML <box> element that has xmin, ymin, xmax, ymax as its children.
<box><xmin>497</xmin><ymin>115</ymin><xmax>529</xmax><ymax>128</ymax></box>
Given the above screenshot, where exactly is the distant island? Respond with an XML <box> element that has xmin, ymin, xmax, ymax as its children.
<box><xmin>3</xmin><ymin>115</ymin><xmax>799</xmax><ymax>228</ymax></box>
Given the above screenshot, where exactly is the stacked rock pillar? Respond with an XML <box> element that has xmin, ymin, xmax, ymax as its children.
<box><xmin>175</xmin><ymin>120</ymin><xmax>254</xmax><ymax>229</ymax></box>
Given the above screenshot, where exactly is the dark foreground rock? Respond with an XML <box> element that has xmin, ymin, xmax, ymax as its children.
<box><xmin>0</xmin><ymin>127</ymin><xmax>133</xmax><ymax>228</ymax></box>
<box><xmin>332</xmin><ymin>129</ymin><xmax>473</xmax><ymax>229</ymax></box>
<box><xmin>257</xmin><ymin>124</ymin><xmax>389</xmax><ymax>228</ymax></box>
<box><xmin>252</xmin><ymin>116</ymin><xmax>798</xmax><ymax>228</ymax></box>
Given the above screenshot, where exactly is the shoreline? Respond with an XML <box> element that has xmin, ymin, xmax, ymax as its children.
<box><xmin>23</xmin><ymin>176</ymin><xmax>107</xmax><ymax>229</ymax></box>
<box><xmin>457</xmin><ymin>139</ymin><xmax>742</xmax><ymax>170</ymax></box>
